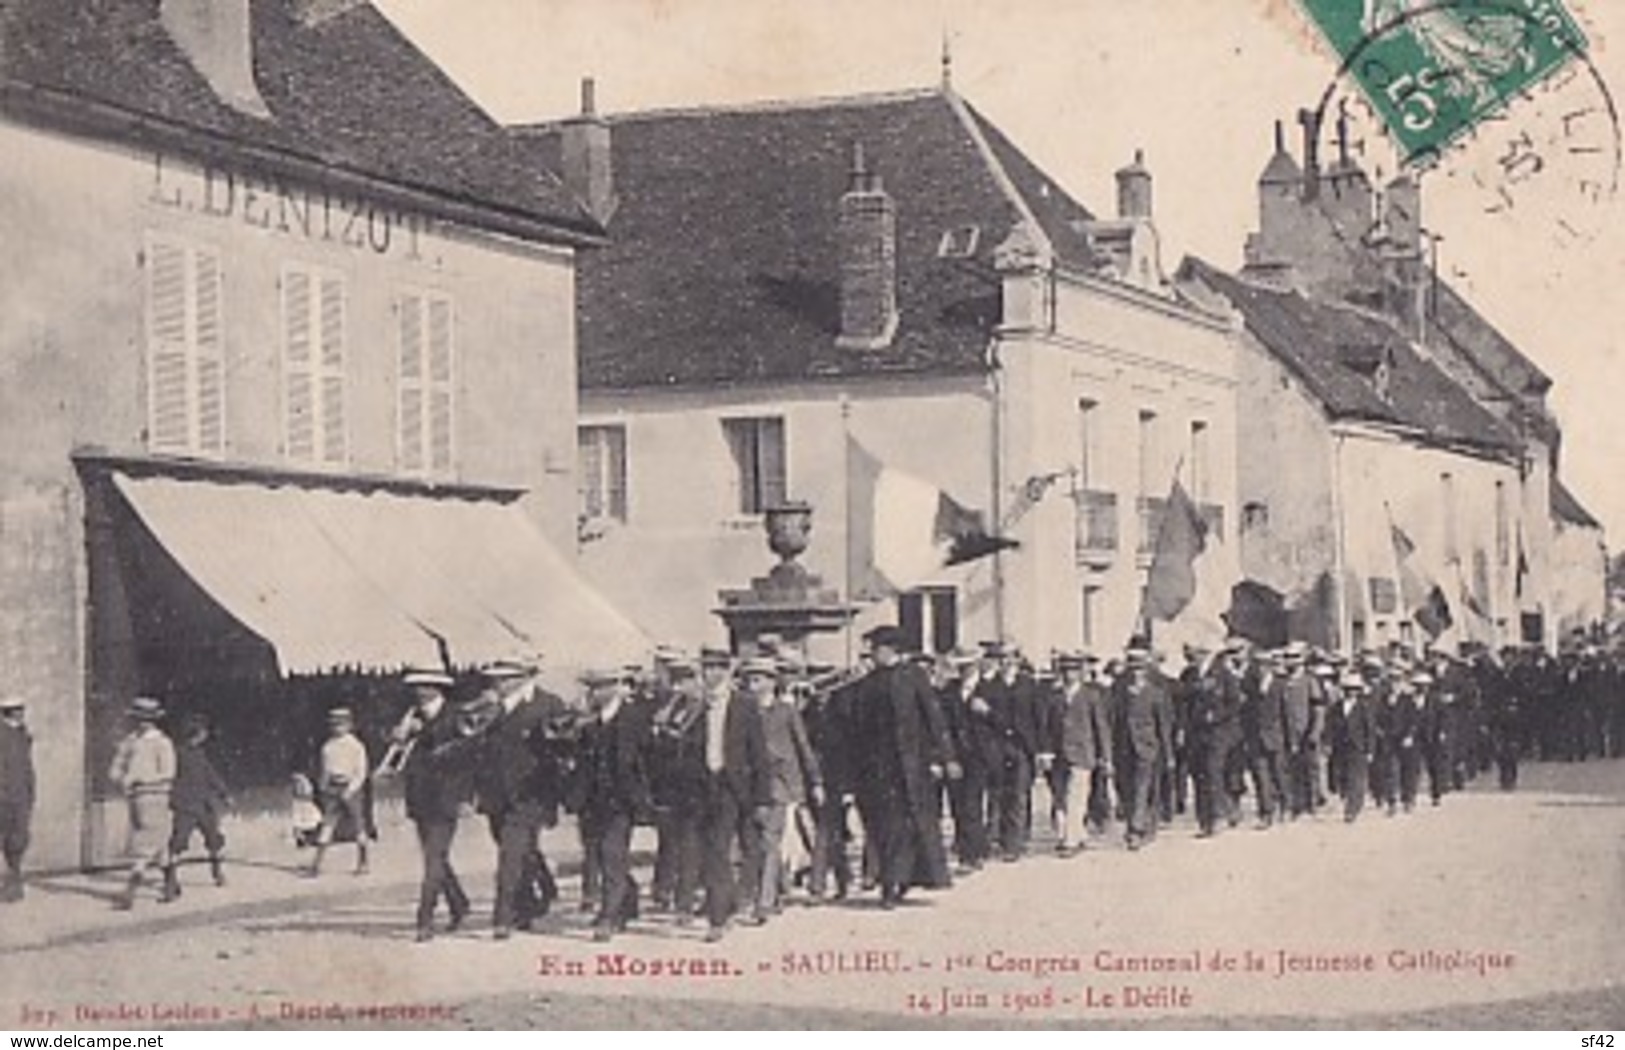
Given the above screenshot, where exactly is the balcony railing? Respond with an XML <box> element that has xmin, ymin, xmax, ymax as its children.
<box><xmin>1074</xmin><ymin>489</ymin><xmax>1118</xmax><ymax>566</ymax></box>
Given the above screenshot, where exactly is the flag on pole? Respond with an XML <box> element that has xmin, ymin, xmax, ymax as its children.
<box><xmin>1140</xmin><ymin>480</ymin><xmax>1232</xmax><ymax>651</ymax></box>
<box><xmin>847</xmin><ymin>436</ymin><xmax>1016</xmax><ymax>598</ymax></box>
<box><xmin>1390</xmin><ymin>521</ymin><xmax>1453</xmax><ymax>639</ymax></box>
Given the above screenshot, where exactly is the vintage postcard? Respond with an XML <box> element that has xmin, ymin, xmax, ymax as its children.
<box><xmin>1</xmin><ymin>0</ymin><xmax>1622</xmax><ymax>1032</ymax></box>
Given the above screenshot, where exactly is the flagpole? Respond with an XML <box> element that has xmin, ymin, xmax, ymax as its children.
<box><xmin>841</xmin><ymin>392</ymin><xmax>855</xmax><ymax>670</ymax></box>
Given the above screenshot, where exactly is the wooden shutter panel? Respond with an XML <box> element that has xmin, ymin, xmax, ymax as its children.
<box><xmin>930</xmin><ymin>589</ymin><xmax>958</xmax><ymax>654</ymax></box>
<box><xmin>427</xmin><ymin>296</ymin><xmax>453</xmax><ymax>473</ymax></box>
<box><xmin>898</xmin><ymin>591</ymin><xmax>925</xmax><ymax>653</ymax></box>
<box><xmin>398</xmin><ymin>294</ymin><xmax>424</xmax><ymax>472</ymax></box>
<box><xmin>724</xmin><ymin>421</ymin><xmax>757</xmax><ymax>514</ymax></box>
<box><xmin>147</xmin><ymin>240</ymin><xmax>191</xmax><ymax>451</ymax></box>
<box><xmin>607</xmin><ymin>426</ymin><xmax>628</xmax><ymax>521</ymax></box>
<box><xmin>318</xmin><ymin>275</ymin><xmax>345</xmax><ymax>464</ymax></box>
<box><xmin>578</xmin><ymin>429</ymin><xmax>604</xmax><ymax>519</ymax></box>
<box><xmin>759</xmin><ymin>417</ymin><xmax>787</xmax><ymax>508</ymax></box>
<box><xmin>193</xmin><ymin>248</ymin><xmax>224</xmax><ymax>454</ymax></box>
<box><xmin>284</xmin><ymin>269</ymin><xmax>315</xmax><ymax>461</ymax></box>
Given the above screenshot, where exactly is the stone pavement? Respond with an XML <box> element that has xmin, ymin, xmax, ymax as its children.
<box><xmin>2</xmin><ymin>760</ymin><xmax>1623</xmax><ymax>1029</ymax></box>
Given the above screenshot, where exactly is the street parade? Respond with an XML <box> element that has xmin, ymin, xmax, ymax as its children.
<box><xmin>9</xmin><ymin>627</ymin><xmax>1618</xmax><ymax>944</ymax></box>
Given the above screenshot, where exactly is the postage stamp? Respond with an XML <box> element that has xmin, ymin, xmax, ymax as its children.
<box><xmin>1299</xmin><ymin>0</ymin><xmax>1590</xmax><ymax>161</ymax></box>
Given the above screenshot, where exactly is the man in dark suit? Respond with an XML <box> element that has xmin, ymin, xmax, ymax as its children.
<box><xmin>938</xmin><ymin>648</ymin><xmax>996</xmax><ymax>871</ymax></box>
<box><xmin>1189</xmin><ymin>642</ymin><xmax>1244</xmax><ymax>837</ymax></box>
<box><xmin>803</xmin><ymin>668</ymin><xmax>858</xmax><ymax>901</ymax></box>
<box><xmin>697</xmin><ymin>648</ymin><xmax>772</xmax><ymax>943</ymax></box>
<box><xmin>983</xmin><ymin>643</ymin><xmax>1041</xmax><ymax>861</ymax></box>
<box><xmin>1040</xmin><ymin>651</ymin><xmax>1112</xmax><ymax>856</ymax></box>
<box><xmin>1326</xmin><ymin>671</ymin><xmax>1376</xmax><ymax>823</ymax></box>
<box><xmin>851</xmin><ymin>626</ymin><xmax>954</xmax><ymax>905</ymax></box>
<box><xmin>647</xmin><ymin>654</ymin><xmax>710</xmax><ymax>919</ymax></box>
<box><xmin>1110</xmin><ymin>646</ymin><xmax>1173</xmax><ymax>851</ymax></box>
<box><xmin>0</xmin><ymin>698</ymin><xmax>34</xmax><ymax>903</ymax></box>
<box><xmin>474</xmin><ymin>659</ymin><xmax>570</xmax><ymax>940</ymax></box>
<box><xmin>1275</xmin><ymin>647</ymin><xmax>1317</xmax><ymax>819</ymax></box>
<box><xmin>399</xmin><ymin>669</ymin><xmax>475</xmax><ymax>943</ymax></box>
<box><xmin>1242</xmin><ymin>650</ymin><xmax>1287</xmax><ymax>829</ymax></box>
<box><xmin>575</xmin><ymin>666</ymin><xmax>654</xmax><ymax>942</ymax></box>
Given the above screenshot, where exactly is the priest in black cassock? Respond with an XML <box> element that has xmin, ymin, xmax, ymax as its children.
<box><xmin>850</xmin><ymin>626</ymin><xmax>955</xmax><ymax>907</ymax></box>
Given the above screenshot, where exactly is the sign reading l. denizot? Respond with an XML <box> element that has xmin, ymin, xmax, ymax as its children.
<box><xmin>1298</xmin><ymin>0</ymin><xmax>1588</xmax><ymax>161</ymax></box>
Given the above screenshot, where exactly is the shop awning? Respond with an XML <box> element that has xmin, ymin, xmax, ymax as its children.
<box><xmin>112</xmin><ymin>472</ymin><xmax>650</xmax><ymax>676</ymax></box>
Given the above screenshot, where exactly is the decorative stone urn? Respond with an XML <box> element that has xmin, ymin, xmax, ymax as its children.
<box><xmin>715</xmin><ymin>500</ymin><xmax>855</xmax><ymax>657</ymax></box>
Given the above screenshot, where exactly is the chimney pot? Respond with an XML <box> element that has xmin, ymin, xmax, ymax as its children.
<box><xmin>1116</xmin><ymin>148</ymin><xmax>1153</xmax><ymax>221</ymax></box>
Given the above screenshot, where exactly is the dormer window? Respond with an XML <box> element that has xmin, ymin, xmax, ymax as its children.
<box><xmin>937</xmin><ymin>225</ymin><xmax>981</xmax><ymax>259</ymax></box>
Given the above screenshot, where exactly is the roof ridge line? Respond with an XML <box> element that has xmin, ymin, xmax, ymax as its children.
<box><xmin>940</xmin><ymin>91</ymin><xmax>1055</xmax><ymax>262</ymax></box>
<box><xmin>510</xmin><ymin>84</ymin><xmax>943</xmax><ymax>131</ymax></box>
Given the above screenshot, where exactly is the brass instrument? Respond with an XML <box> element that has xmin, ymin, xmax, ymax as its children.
<box><xmin>372</xmin><ymin>708</ymin><xmax>424</xmax><ymax>781</ymax></box>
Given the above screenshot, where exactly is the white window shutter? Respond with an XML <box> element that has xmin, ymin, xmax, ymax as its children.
<box><xmin>193</xmin><ymin>248</ymin><xmax>224</xmax><ymax>455</ymax></box>
<box><xmin>759</xmin><ymin>417</ymin><xmax>787</xmax><ymax>508</ymax></box>
<box><xmin>578</xmin><ymin>429</ymin><xmax>604</xmax><ymax>519</ymax></box>
<box><xmin>318</xmin><ymin>274</ymin><xmax>346</xmax><ymax>464</ymax></box>
<box><xmin>607</xmin><ymin>426</ymin><xmax>628</xmax><ymax>521</ymax></box>
<box><xmin>427</xmin><ymin>296</ymin><xmax>453</xmax><ymax>473</ymax></box>
<box><xmin>283</xmin><ymin>268</ymin><xmax>315</xmax><ymax>461</ymax></box>
<box><xmin>147</xmin><ymin>240</ymin><xmax>191</xmax><ymax>452</ymax></box>
<box><xmin>397</xmin><ymin>294</ymin><xmax>425</xmax><ymax>472</ymax></box>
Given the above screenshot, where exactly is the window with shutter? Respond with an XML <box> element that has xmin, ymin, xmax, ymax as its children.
<box><xmin>396</xmin><ymin>290</ymin><xmax>455</xmax><ymax>477</ymax></box>
<box><xmin>577</xmin><ymin>425</ymin><xmax>629</xmax><ymax>523</ymax></box>
<box><xmin>722</xmin><ymin>416</ymin><xmax>788</xmax><ymax>515</ymax></box>
<box><xmin>145</xmin><ymin>235</ymin><xmax>227</xmax><ymax>457</ymax></box>
<box><xmin>282</xmin><ymin>265</ymin><xmax>347</xmax><ymax>466</ymax></box>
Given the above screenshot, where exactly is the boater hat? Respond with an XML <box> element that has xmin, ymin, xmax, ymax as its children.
<box><xmin>327</xmin><ymin>706</ymin><xmax>355</xmax><ymax>725</ymax></box>
<box><xmin>403</xmin><ymin>668</ymin><xmax>454</xmax><ymax>689</ymax></box>
<box><xmin>128</xmin><ymin>696</ymin><xmax>165</xmax><ymax>721</ymax></box>
<box><xmin>0</xmin><ymin>696</ymin><xmax>24</xmax><ymax>713</ymax></box>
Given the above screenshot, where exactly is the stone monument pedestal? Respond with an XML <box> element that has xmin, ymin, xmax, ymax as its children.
<box><xmin>714</xmin><ymin>500</ymin><xmax>855</xmax><ymax>658</ymax></box>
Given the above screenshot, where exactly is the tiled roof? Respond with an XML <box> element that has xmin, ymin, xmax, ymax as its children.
<box><xmin>1183</xmin><ymin>258</ymin><xmax>1521</xmax><ymax>457</ymax></box>
<box><xmin>0</xmin><ymin>0</ymin><xmax>601</xmax><ymax>245</ymax></box>
<box><xmin>515</xmin><ymin>88</ymin><xmax>1100</xmax><ymax>391</ymax></box>
<box><xmin>1428</xmin><ymin>278</ymin><xmax>1552</xmax><ymax>396</ymax></box>
<box><xmin>1552</xmin><ymin>478</ymin><xmax>1602</xmax><ymax>530</ymax></box>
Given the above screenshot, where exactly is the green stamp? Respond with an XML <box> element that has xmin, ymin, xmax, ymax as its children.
<box><xmin>1298</xmin><ymin>0</ymin><xmax>1589</xmax><ymax>161</ymax></box>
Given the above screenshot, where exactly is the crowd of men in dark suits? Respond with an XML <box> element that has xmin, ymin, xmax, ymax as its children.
<box><xmin>366</xmin><ymin>625</ymin><xmax>1625</xmax><ymax>946</ymax></box>
<box><xmin>9</xmin><ymin>625</ymin><xmax>1617</xmax><ymax>937</ymax></box>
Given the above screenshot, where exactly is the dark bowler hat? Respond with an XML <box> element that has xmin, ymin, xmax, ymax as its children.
<box><xmin>1054</xmin><ymin>650</ymin><xmax>1087</xmax><ymax>671</ymax></box>
<box><xmin>699</xmin><ymin>646</ymin><xmax>733</xmax><ymax>667</ymax></box>
<box><xmin>864</xmin><ymin>625</ymin><xmax>907</xmax><ymax>651</ymax></box>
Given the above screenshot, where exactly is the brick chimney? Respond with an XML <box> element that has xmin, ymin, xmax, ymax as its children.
<box><xmin>160</xmin><ymin>0</ymin><xmax>270</xmax><ymax>119</ymax></box>
<box><xmin>1115</xmin><ymin>148</ymin><xmax>1152</xmax><ymax>220</ymax></box>
<box><xmin>836</xmin><ymin>142</ymin><xmax>899</xmax><ymax>351</ymax></box>
<box><xmin>560</xmin><ymin>77</ymin><xmax>616</xmax><ymax>224</ymax></box>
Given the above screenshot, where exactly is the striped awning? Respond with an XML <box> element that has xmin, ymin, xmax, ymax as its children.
<box><xmin>112</xmin><ymin>472</ymin><xmax>649</xmax><ymax>675</ymax></box>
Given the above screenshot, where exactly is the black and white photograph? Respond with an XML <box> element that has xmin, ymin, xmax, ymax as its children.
<box><xmin>0</xmin><ymin>0</ymin><xmax>1622</xmax><ymax>1032</ymax></box>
